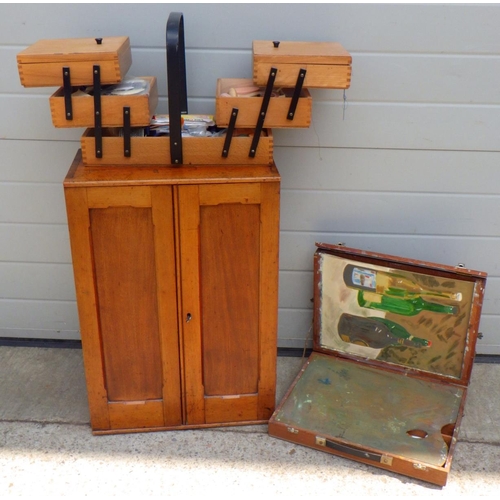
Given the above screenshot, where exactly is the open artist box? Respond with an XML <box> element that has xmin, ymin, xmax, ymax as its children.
<box><xmin>269</xmin><ymin>243</ymin><xmax>487</xmax><ymax>486</ymax></box>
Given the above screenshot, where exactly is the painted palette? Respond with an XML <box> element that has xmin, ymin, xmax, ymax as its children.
<box><xmin>272</xmin><ymin>353</ymin><xmax>463</xmax><ymax>467</ymax></box>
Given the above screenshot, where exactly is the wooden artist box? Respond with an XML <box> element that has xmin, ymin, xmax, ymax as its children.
<box><xmin>49</xmin><ymin>76</ymin><xmax>158</xmax><ymax>128</ymax></box>
<box><xmin>252</xmin><ymin>40</ymin><xmax>352</xmax><ymax>89</ymax></box>
<box><xmin>16</xmin><ymin>36</ymin><xmax>132</xmax><ymax>88</ymax></box>
<box><xmin>269</xmin><ymin>243</ymin><xmax>487</xmax><ymax>486</ymax></box>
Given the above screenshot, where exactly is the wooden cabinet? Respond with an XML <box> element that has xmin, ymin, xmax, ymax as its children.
<box><xmin>64</xmin><ymin>151</ymin><xmax>280</xmax><ymax>434</ymax></box>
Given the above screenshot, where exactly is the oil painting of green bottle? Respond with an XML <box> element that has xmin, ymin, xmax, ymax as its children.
<box><xmin>338</xmin><ymin>313</ymin><xmax>431</xmax><ymax>349</ymax></box>
<box><xmin>343</xmin><ymin>264</ymin><xmax>462</xmax><ymax>302</ymax></box>
<box><xmin>357</xmin><ymin>290</ymin><xmax>458</xmax><ymax>316</ymax></box>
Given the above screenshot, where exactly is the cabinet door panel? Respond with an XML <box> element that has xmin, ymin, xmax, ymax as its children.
<box><xmin>65</xmin><ymin>185</ymin><xmax>182</xmax><ymax>431</ymax></box>
<box><xmin>200</xmin><ymin>203</ymin><xmax>260</xmax><ymax>396</ymax></box>
<box><xmin>204</xmin><ymin>395</ymin><xmax>259</xmax><ymax>424</ymax></box>
<box><xmin>65</xmin><ymin>187</ymin><xmax>110</xmax><ymax>430</ymax></box>
<box><xmin>178</xmin><ymin>181</ymin><xmax>280</xmax><ymax>425</ymax></box>
<box><xmin>90</xmin><ymin>206</ymin><xmax>162</xmax><ymax>402</ymax></box>
<box><xmin>108</xmin><ymin>400</ymin><xmax>165</xmax><ymax>430</ymax></box>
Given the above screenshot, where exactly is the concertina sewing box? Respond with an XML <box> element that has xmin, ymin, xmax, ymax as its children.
<box><xmin>269</xmin><ymin>243</ymin><xmax>487</xmax><ymax>486</ymax></box>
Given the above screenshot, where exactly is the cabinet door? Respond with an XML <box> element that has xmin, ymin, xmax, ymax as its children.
<box><xmin>65</xmin><ymin>185</ymin><xmax>182</xmax><ymax>432</ymax></box>
<box><xmin>177</xmin><ymin>182</ymin><xmax>280</xmax><ymax>425</ymax></box>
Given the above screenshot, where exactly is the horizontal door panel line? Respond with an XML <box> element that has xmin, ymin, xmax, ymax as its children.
<box><xmin>198</xmin><ymin>183</ymin><xmax>261</xmax><ymax>205</ymax></box>
<box><xmin>204</xmin><ymin>393</ymin><xmax>258</xmax><ymax>399</ymax></box>
<box><xmin>86</xmin><ymin>186</ymin><xmax>152</xmax><ymax>208</ymax></box>
<box><xmin>108</xmin><ymin>398</ymin><xmax>163</xmax><ymax>405</ymax></box>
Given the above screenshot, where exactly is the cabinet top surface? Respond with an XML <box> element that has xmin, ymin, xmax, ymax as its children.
<box><xmin>64</xmin><ymin>150</ymin><xmax>280</xmax><ymax>187</ymax></box>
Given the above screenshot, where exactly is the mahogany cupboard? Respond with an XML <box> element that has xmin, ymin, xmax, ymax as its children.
<box><xmin>64</xmin><ymin>151</ymin><xmax>280</xmax><ymax>434</ymax></box>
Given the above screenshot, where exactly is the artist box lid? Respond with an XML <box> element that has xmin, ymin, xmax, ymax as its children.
<box><xmin>313</xmin><ymin>243</ymin><xmax>487</xmax><ymax>387</ymax></box>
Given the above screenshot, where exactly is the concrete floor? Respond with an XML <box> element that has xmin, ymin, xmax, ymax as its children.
<box><xmin>1</xmin><ymin>346</ymin><xmax>499</xmax><ymax>495</ymax></box>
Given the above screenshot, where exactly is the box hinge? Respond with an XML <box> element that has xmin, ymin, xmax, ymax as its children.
<box><xmin>287</xmin><ymin>427</ymin><xmax>299</xmax><ymax>434</ymax></box>
<box><xmin>123</xmin><ymin>106</ymin><xmax>131</xmax><ymax>157</ymax></box>
<box><xmin>315</xmin><ymin>436</ymin><xmax>326</xmax><ymax>446</ymax></box>
<box><xmin>413</xmin><ymin>463</ymin><xmax>427</xmax><ymax>471</ymax></box>
<box><xmin>93</xmin><ymin>65</ymin><xmax>102</xmax><ymax>158</ymax></box>
<box><xmin>62</xmin><ymin>67</ymin><xmax>73</xmax><ymax>121</ymax></box>
<box><xmin>249</xmin><ymin>66</ymin><xmax>276</xmax><ymax>158</ymax></box>
<box><xmin>287</xmin><ymin>68</ymin><xmax>306</xmax><ymax>121</ymax></box>
<box><xmin>221</xmin><ymin>107</ymin><xmax>238</xmax><ymax>158</ymax></box>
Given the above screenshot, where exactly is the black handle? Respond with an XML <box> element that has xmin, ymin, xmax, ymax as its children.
<box><xmin>166</xmin><ymin>12</ymin><xmax>188</xmax><ymax>165</ymax></box>
<box><xmin>327</xmin><ymin>440</ymin><xmax>381</xmax><ymax>461</ymax></box>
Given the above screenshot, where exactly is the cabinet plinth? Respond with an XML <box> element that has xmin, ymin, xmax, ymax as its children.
<box><xmin>64</xmin><ymin>151</ymin><xmax>280</xmax><ymax>434</ymax></box>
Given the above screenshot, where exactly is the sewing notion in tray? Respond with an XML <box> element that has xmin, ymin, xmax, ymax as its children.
<box><xmin>49</xmin><ymin>76</ymin><xmax>158</xmax><ymax>128</ymax></box>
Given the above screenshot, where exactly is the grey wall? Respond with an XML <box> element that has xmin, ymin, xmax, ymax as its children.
<box><xmin>1</xmin><ymin>4</ymin><xmax>499</xmax><ymax>353</ymax></box>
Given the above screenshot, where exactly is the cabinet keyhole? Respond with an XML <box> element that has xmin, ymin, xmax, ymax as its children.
<box><xmin>186</xmin><ymin>313</ymin><xmax>192</xmax><ymax>323</ymax></box>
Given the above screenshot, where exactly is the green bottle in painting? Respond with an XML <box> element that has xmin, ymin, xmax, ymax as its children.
<box><xmin>357</xmin><ymin>291</ymin><xmax>458</xmax><ymax>316</ymax></box>
<box><xmin>343</xmin><ymin>264</ymin><xmax>462</xmax><ymax>301</ymax></box>
<box><xmin>338</xmin><ymin>313</ymin><xmax>431</xmax><ymax>349</ymax></box>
